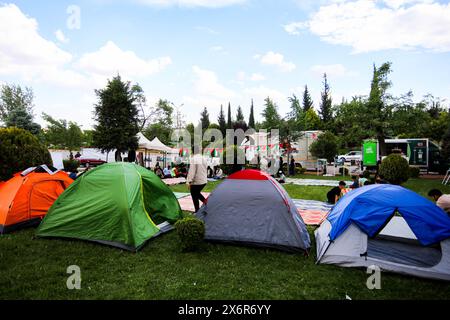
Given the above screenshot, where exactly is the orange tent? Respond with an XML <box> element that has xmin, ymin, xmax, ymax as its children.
<box><xmin>0</xmin><ymin>166</ymin><xmax>73</xmax><ymax>234</ymax></box>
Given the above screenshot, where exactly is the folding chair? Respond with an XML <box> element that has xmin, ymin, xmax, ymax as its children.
<box><xmin>443</xmin><ymin>169</ymin><xmax>450</xmax><ymax>185</ymax></box>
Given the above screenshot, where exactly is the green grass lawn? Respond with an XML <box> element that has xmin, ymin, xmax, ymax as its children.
<box><xmin>1</xmin><ymin>177</ymin><xmax>449</xmax><ymax>300</ymax></box>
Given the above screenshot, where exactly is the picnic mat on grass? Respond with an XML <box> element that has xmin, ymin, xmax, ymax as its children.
<box><xmin>292</xmin><ymin>199</ymin><xmax>334</xmax><ymax>225</ymax></box>
<box><xmin>285</xmin><ymin>178</ymin><xmax>352</xmax><ymax>187</ymax></box>
<box><xmin>176</xmin><ymin>193</ymin><xmax>332</xmax><ymax>225</ymax></box>
<box><xmin>163</xmin><ymin>177</ymin><xmax>187</xmax><ymax>186</ymax></box>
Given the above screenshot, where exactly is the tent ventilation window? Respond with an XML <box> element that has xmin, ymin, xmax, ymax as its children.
<box><xmin>368</xmin><ymin>215</ymin><xmax>442</xmax><ymax>268</ymax></box>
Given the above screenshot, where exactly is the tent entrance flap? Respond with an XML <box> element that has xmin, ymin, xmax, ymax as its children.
<box><xmin>367</xmin><ymin>238</ymin><xmax>442</xmax><ymax>268</ymax></box>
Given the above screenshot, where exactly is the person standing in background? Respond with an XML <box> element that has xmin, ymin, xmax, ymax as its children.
<box><xmin>187</xmin><ymin>147</ymin><xmax>208</xmax><ymax>212</ymax></box>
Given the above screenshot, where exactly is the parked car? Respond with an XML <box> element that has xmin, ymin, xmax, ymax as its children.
<box><xmin>337</xmin><ymin>151</ymin><xmax>362</xmax><ymax>163</ymax></box>
<box><xmin>77</xmin><ymin>158</ymin><xmax>107</xmax><ymax>168</ymax></box>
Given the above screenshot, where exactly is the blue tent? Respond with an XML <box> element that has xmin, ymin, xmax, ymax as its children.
<box><xmin>327</xmin><ymin>184</ymin><xmax>450</xmax><ymax>246</ymax></box>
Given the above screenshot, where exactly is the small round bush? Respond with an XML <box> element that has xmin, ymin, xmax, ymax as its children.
<box><xmin>379</xmin><ymin>154</ymin><xmax>410</xmax><ymax>185</ymax></box>
<box><xmin>362</xmin><ymin>170</ymin><xmax>371</xmax><ymax>179</ymax></box>
<box><xmin>63</xmin><ymin>159</ymin><xmax>80</xmax><ymax>172</ymax></box>
<box><xmin>174</xmin><ymin>217</ymin><xmax>205</xmax><ymax>252</ymax></box>
<box><xmin>409</xmin><ymin>166</ymin><xmax>421</xmax><ymax>179</ymax></box>
<box><xmin>0</xmin><ymin>127</ymin><xmax>52</xmax><ymax>181</ymax></box>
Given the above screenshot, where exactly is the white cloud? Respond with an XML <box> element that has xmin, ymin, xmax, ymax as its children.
<box><xmin>250</xmin><ymin>73</ymin><xmax>266</xmax><ymax>81</ymax></box>
<box><xmin>255</xmin><ymin>51</ymin><xmax>296</xmax><ymax>72</ymax></box>
<box><xmin>77</xmin><ymin>41</ymin><xmax>172</xmax><ymax>78</ymax></box>
<box><xmin>283</xmin><ymin>22</ymin><xmax>308</xmax><ymax>35</ymax></box>
<box><xmin>191</xmin><ymin>65</ymin><xmax>235</xmax><ymax>99</ymax></box>
<box><xmin>0</xmin><ymin>4</ymin><xmax>72</xmax><ymax>79</ymax></box>
<box><xmin>55</xmin><ymin>29</ymin><xmax>69</xmax><ymax>44</ymax></box>
<box><xmin>195</xmin><ymin>26</ymin><xmax>219</xmax><ymax>35</ymax></box>
<box><xmin>236</xmin><ymin>71</ymin><xmax>266</xmax><ymax>82</ymax></box>
<box><xmin>310</xmin><ymin>64</ymin><xmax>357</xmax><ymax>77</ymax></box>
<box><xmin>210</xmin><ymin>46</ymin><xmax>224</xmax><ymax>52</ymax></box>
<box><xmin>137</xmin><ymin>0</ymin><xmax>247</xmax><ymax>8</ymax></box>
<box><xmin>285</xmin><ymin>0</ymin><xmax>450</xmax><ymax>53</ymax></box>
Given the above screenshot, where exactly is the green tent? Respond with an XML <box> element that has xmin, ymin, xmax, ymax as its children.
<box><xmin>37</xmin><ymin>162</ymin><xmax>183</xmax><ymax>251</ymax></box>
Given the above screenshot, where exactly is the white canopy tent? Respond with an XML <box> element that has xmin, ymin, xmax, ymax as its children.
<box><xmin>137</xmin><ymin>133</ymin><xmax>178</xmax><ymax>168</ymax></box>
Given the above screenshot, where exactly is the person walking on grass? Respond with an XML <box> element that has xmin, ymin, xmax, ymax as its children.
<box><xmin>187</xmin><ymin>147</ymin><xmax>208</xmax><ymax>212</ymax></box>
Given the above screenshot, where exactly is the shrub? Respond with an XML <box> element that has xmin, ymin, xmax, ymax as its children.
<box><xmin>309</xmin><ymin>131</ymin><xmax>338</xmax><ymax>163</ymax></box>
<box><xmin>409</xmin><ymin>166</ymin><xmax>421</xmax><ymax>179</ymax></box>
<box><xmin>296</xmin><ymin>167</ymin><xmax>306</xmax><ymax>175</ymax></box>
<box><xmin>0</xmin><ymin>127</ymin><xmax>52</xmax><ymax>181</ymax></box>
<box><xmin>220</xmin><ymin>145</ymin><xmax>246</xmax><ymax>175</ymax></box>
<box><xmin>63</xmin><ymin>159</ymin><xmax>80</xmax><ymax>172</ymax></box>
<box><xmin>174</xmin><ymin>216</ymin><xmax>205</xmax><ymax>252</ymax></box>
<box><xmin>338</xmin><ymin>167</ymin><xmax>349</xmax><ymax>176</ymax></box>
<box><xmin>362</xmin><ymin>170</ymin><xmax>371</xmax><ymax>179</ymax></box>
<box><xmin>379</xmin><ymin>154</ymin><xmax>410</xmax><ymax>185</ymax></box>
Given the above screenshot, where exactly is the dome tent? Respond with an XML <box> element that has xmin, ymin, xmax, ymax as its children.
<box><xmin>197</xmin><ymin>169</ymin><xmax>310</xmax><ymax>252</ymax></box>
<box><xmin>37</xmin><ymin>163</ymin><xmax>183</xmax><ymax>251</ymax></box>
<box><xmin>315</xmin><ymin>184</ymin><xmax>450</xmax><ymax>281</ymax></box>
<box><xmin>0</xmin><ymin>165</ymin><xmax>73</xmax><ymax>234</ymax></box>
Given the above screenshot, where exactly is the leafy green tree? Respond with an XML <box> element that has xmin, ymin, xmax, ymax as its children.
<box><xmin>441</xmin><ymin>123</ymin><xmax>450</xmax><ymax>162</ymax></box>
<box><xmin>236</xmin><ymin>106</ymin><xmax>245</xmax><ymax>122</ymax></box>
<box><xmin>249</xmin><ymin>99</ymin><xmax>256</xmax><ymax>129</ymax></box>
<box><xmin>144</xmin><ymin>99</ymin><xmax>174</xmax><ymax>145</ymax></box>
<box><xmin>319</xmin><ymin>74</ymin><xmax>333</xmax><ymax>125</ymax></box>
<box><xmin>200</xmin><ymin>107</ymin><xmax>210</xmax><ymax>131</ymax></box>
<box><xmin>367</xmin><ymin>62</ymin><xmax>393</xmax><ymax>157</ymax></box>
<box><xmin>310</xmin><ymin>131</ymin><xmax>338</xmax><ymax>162</ymax></box>
<box><xmin>303</xmin><ymin>108</ymin><xmax>322</xmax><ymax>130</ymax></box>
<box><xmin>227</xmin><ymin>103</ymin><xmax>233</xmax><ymax>129</ymax></box>
<box><xmin>234</xmin><ymin>106</ymin><xmax>248</xmax><ymax>131</ymax></box>
<box><xmin>218</xmin><ymin>105</ymin><xmax>227</xmax><ymax>136</ymax></box>
<box><xmin>0</xmin><ymin>127</ymin><xmax>52</xmax><ymax>181</ymax></box>
<box><xmin>261</xmin><ymin>97</ymin><xmax>281</xmax><ymax>130</ymax></box>
<box><xmin>42</xmin><ymin>113</ymin><xmax>83</xmax><ymax>158</ymax></box>
<box><xmin>93</xmin><ymin>75</ymin><xmax>139</xmax><ymax>161</ymax></box>
<box><xmin>331</xmin><ymin>97</ymin><xmax>372</xmax><ymax>149</ymax></box>
<box><xmin>302</xmin><ymin>85</ymin><xmax>314</xmax><ymax>112</ymax></box>
<box><xmin>82</xmin><ymin>130</ymin><xmax>94</xmax><ymax>147</ymax></box>
<box><xmin>0</xmin><ymin>84</ymin><xmax>41</xmax><ymax>135</ymax></box>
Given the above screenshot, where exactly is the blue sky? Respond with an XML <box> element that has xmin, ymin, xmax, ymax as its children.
<box><xmin>1</xmin><ymin>0</ymin><xmax>450</xmax><ymax>129</ymax></box>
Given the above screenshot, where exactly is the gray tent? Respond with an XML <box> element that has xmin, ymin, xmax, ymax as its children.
<box><xmin>197</xmin><ymin>169</ymin><xmax>310</xmax><ymax>252</ymax></box>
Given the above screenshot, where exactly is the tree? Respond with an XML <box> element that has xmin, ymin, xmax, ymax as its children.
<box><xmin>42</xmin><ymin>113</ymin><xmax>83</xmax><ymax>158</ymax></box>
<box><xmin>236</xmin><ymin>106</ymin><xmax>245</xmax><ymax>122</ymax></box>
<box><xmin>144</xmin><ymin>99</ymin><xmax>174</xmax><ymax>145</ymax></box>
<box><xmin>303</xmin><ymin>109</ymin><xmax>322</xmax><ymax>130</ymax></box>
<box><xmin>234</xmin><ymin>106</ymin><xmax>248</xmax><ymax>131</ymax></box>
<box><xmin>0</xmin><ymin>84</ymin><xmax>41</xmax><ymax>135</ymax></box>
<box><xmin>249</xmin><ymin>100</ymin><xmax>256</xmax><ymax>129</ymax></box>
<box><xmin>261</xmin><ymin>97</ymin><xmax>281</xmax><ymax>130</ymax></box>
<box><xmin>309</xmin><ymin>131</ymin><xmax>338</xmax><ymax>163</ymax></box>
<box><xmin>442</xmin><ymin>123</ymin><xmax>450</xmax><ymax>162</ymax></box>
<box><xmin>227</xmin><ymin>103</ymin><xmax>233</xmax><ymax>129</ymax></box>
<box><xmin>93</xmin><ymin>75</ymin><xmax>139</xmax><ymax>161</ymax></box>
<box><xmin>331</xmin><ymin>97</ymin><xmax>373</xmax><ymax>149</ymax></box>
<box><xmin>0</xmin><ymin>127</ymin><xmax>52</xmax><ymax>181</ymax></box>
<box><xmin>302</xmin><ymin>85</ymin><xmax>314</xmax><ymax>112</ymax></box>
<box><xmin>288</xmin><ymin>94</ymin><xmax>301</xmax><ymax>121</ymax></box>
<box><xmin>367</xmin><ymin>62</ymin><xmax>393</xmax><ymax>157</ymax></box>
<box><xmin>200</xmin><ymin>107</ymin><xmax>210</xmax><ymax>131</ymax></box>
<box><xmin>218</xmin><ymin>105</ymin><xmax>227</xmax><ymax>136</ymax></box>
<box><xmin>319</xmin><ymin>74</ymin><xmax>333</xmax><ymax>125</ymax></box>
